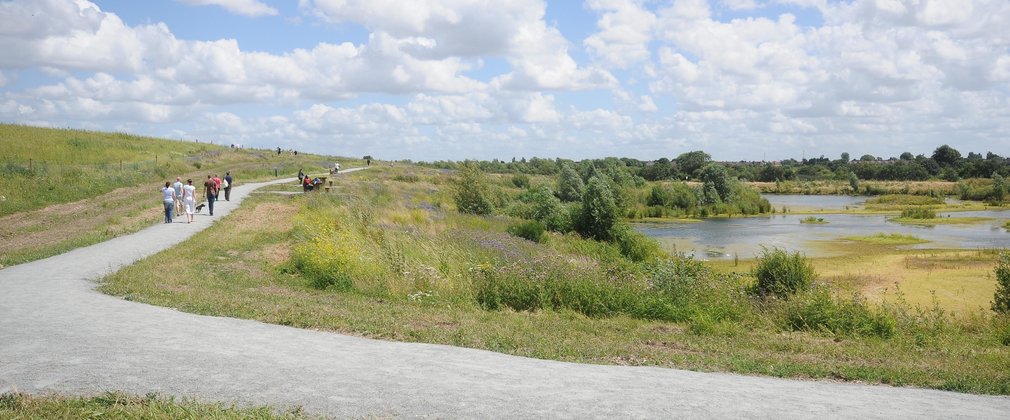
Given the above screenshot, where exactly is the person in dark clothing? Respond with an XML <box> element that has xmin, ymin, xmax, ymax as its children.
<box><xmin>224</xmin><ymin>172</ymin><xmax>233</xmax><ymax>201</ymax></box>
<box><xmin>298</xmin><ymin>169</ymin><xmax>305</xmax><ymax>184</ymax></box>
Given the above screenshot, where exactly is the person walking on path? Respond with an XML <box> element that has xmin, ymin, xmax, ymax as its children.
<box><xmin>204</xmin><ymin>175</ymin><xmax>218</xmax><ymax>216</ymax></box>
<box><xmin>172</xmin><ymin>177</ymin><xmax>184</xmax><ymax>214</ymax></box>
<box><xmin>223</xmin><ymin>172</ymin><xmax>233</xmax><ymax>201</ymax></box>
<box><xmin>182</xmin><ymin>179</ymin><xmax>196</xmax><ymax>223</ymax></box>
<box><xmin>298</xmin><ymin>169</ymin><xmax>305</xmax><ymax>184</ymax></box>
<box><xmin>213</xmin><ymin>174</ymin><xmax>222</xmax><ymax>201</ymax></box>
<box><xmin>161</xmin><ymin>181</ymin><xmax>176</xmax><ymax>224</ymax></box>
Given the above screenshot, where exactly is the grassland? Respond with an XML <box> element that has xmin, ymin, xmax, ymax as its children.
<box><xmin>101</xmin><ymin>165</ymin><xmax>1010</xmax><ymax>395</ymax></box>
<box><xmin>841</xmin><ymin>233</ymin><xmax>928</xmax><ymax>245</ymax></box>
<box><xmin>890</xmin><ymin>216</ymin><xmax>995</xmax><ymax>226</ymax></box>
<box><xmin>0</xmin><ymin>124</ymin><xmax>357</xmax><ymax>267</ymax></box>
<box><xmin>0</xmin><ymin>392</ymin><xmax>305</xmax><ymax>419</ymax></box>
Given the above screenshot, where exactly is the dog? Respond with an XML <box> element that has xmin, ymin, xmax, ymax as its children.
<box><xmin>195</xmin><ymin>203</ymin><xmax>206</xmax><ymax>213</ymax></box>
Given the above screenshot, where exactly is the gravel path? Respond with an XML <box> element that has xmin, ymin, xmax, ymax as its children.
<box><xmin>2</xmin><ymin>168</ymin><xmax>1009</xmax><ymax>418</ymax></box>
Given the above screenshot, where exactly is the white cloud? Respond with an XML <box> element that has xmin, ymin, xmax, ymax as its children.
<box><xmin>179</xmin><ymin>0</ymin><xmax>278</xmax><ymax>17</ymax></box>
<box><xmin>303</xmin><ymin>0</ymin><xmax>616</xmax><ymax>90</ymax></box>
<box><xmin>584</xmin><ymin>0</ymin><xmax>656</xmax><ymax>68</ymax></box>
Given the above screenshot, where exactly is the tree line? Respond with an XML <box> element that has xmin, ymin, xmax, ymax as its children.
<box><xmin>419</xmin><ymin>144</ymin><xmax>1010</xmax><ymax>183</ymax></box>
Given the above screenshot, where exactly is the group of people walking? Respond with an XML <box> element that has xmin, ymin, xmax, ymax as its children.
<box><xmin>160</xmin><ymin>172</ymin><xmax>233</xmax><ymax>224</ymax></box>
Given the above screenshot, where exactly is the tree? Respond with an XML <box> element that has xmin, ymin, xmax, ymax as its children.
<box><xmin>675</xmin><ymin>151</ymin><xmax>711</xmax><ymax>179</ymax></box>
<box><xmin>840</xmin><ymin>152</ymin><xmax>850</xmax><ymax>162</ymax></box>
<box><xmin>899</xmin><ymin>152</ymin><xmax>914</xmax><ymax>161</ymax></box>
<box><xmin>575</xmin><ymin>176</ymin><xmax>620</xmax><ymax>241</ymax></box>
<box><xmin>859</xmin><ymin>154</ymin><xmax>876</xmax><ymax>162</ymax></box>
<box><xmin>992</xmin><ymin>172</ymin><xmax>1006</xmax><ymax>202</ymax></box>
<box><xmin>453</xmin><ymin>163</ymin><xmax>494</xmax><ymax>215</ymax></box>
<box><xmin>557</xmin><ymin>163</ymin><xmax>585</xmax><ymax>202</ymax></box>
<box><xmin>932</xmin><ymin>145</ymin><xmax>962</xmax><ymax>167</ymax></box>
<box><xmin>699</xmin><ymin>163</ymin><xmax>732</xmax><ymax>202</ymax></box>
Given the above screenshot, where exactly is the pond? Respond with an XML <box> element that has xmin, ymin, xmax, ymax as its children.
<box><xmin>634</xmin><ymin>195</ymin><xmax>1010</xmax><ymax>260</ymax></box>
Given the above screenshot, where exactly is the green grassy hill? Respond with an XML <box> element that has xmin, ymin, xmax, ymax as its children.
<box><xmin>0</xmin><ymin>124</ymin><xmax>352</xmax><ymax>216</ymax></box>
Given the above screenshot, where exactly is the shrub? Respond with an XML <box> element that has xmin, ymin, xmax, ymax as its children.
<box><xmin>752</xmin><ymin>247</ymin><xmax>816</xmax><ymax>299</ymax></box>
<box><xmin>994</xmin><ymin>252</ymin><xmax>1010</xmax><ymax>314</ymax></box>
<box><xmin>520</xmin><ymin>184</ymin><xmax>570</xmax><ymax>232</ymax></box>
<box><xmin>611</xmin><ymin>224</ymin><xmax>661</xmax><ymax>262</ymax></box>
<box><xmin>900</xmin><ymin>207</ymin><xmax>936</xmax><ymax>219</ymax></box>
<box><xmin>511</xmin><ymin>173</ymin><xmax>530</xmax><ymax>189</ymax></box>
<box><xmin>453</xmin><ymin>163</ymin><xmax>495</xmax><ymax>215</ymax></box>
<box><xmin>473</xmin><ymin>258</ymin><xmax>644</xmax><ymax>318</ymax></box>
<box><xmin>994</xmin><ymin>316</ymin><xmax>1010</xmax><ymax>346</ymax></box>
<box><xmin>575</xmin><ymin>176</ymin><xmax>620</xmax><ymax>241</ymax></box>
<box><xmin>507</xmin><ymin>220</ymin><xmax>546</xmax><ymax>243</ymax></box>
<box><xmin>644</xmin><ymin>256</ymin><xmax>747</xmax><ymax>322</ymax></box>
<box><xmin>783</xmin><ymin>288</ymin><xmax>896</xmax><ymax>338</ymax></box>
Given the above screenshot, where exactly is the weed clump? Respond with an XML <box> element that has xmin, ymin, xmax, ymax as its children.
<box><xmin>783</xmin><ymin>287</ymin><xmax>896</xmax><ymax>338</ymax></box>
<box><xmin>506</xmin><ymin>220</ymin><xmax>546</xmax><ymax>243</ymax></box>
<box><xmin>751</xmin><ymin>247</ymin><xmax>816</xmax><ymax>299</ymax></box>
<box><xmin>900</xmin><ymin>207</ymin><xmax>936</xmax><ymax>219</ymax></box>
<box><xmin>993</xmin><ymin>251</ymin><xmax>1010</xmax><ymax>314</ymax></box>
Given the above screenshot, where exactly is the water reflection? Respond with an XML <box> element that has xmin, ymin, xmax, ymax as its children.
<box><xmin>633</xmin><ymin>195</ymin><xmax>1010</xmax><ymax>260</ymax></box>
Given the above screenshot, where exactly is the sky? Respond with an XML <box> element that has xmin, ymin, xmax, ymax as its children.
<box><xmin>1</xmin><ymin>0</ymin><xmax>1009</xmax><ymax>162</ymax></box>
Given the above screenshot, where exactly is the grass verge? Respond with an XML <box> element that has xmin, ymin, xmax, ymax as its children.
<box><xmin>0</xmin><ymin>391</ymin><xmax>308</xmax><ymax>419</ymax></box>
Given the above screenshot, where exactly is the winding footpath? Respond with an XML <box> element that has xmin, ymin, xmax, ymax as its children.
<box><xmin>2</xmin><ymin>167</ymin><xmax>1009</xmax><ymax>419</ymax></box>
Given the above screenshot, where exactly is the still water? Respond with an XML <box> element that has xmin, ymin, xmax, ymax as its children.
<box><xmin>634</xmin><ymin>195</ymin><xmax>1010</xmax><ymax>260</ymax></box>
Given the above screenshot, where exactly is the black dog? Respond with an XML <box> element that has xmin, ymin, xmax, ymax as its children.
<box><xmin>195</xmin><ymin>203</ymin><xmax>206</xmax><ymax>213</ymax></box>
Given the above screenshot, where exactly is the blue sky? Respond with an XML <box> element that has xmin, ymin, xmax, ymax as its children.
<box><xmin>2</xmin><ymin>0</ymin><xmax>1009</xmax><ymax>161</ymax></box>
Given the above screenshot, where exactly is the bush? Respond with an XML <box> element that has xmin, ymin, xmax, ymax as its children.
<box><xmin>575</xmin><ymin>176</ymin><xmax>620</xmax><ymax>241</ymax></box>
<box><xmin>900</xmin><ymin>207</ymin><xmax>936</xmax><ymax>219</ymax></box>
<box><xmin>519</xmin><ymin>184</ymin><xmax>570</xmax><ymax>232</ymax></box>
<box><xmin>994</xmin><ymin>252</ymin><xmax>1010</xmax><ymax>314</ymax></box>
<box><xmin>783</xmin><ymin>288</ymin><xmax>896</xmax><ymax>338</ymax></box>
<box><xmin>611</xmin><ymin>224</ymin><xmax>661</xmax><ymax>262</ymax></box>
<box><xmin>507</xmin><ymin>220</ymin><xmax>546</xmax><ymax>243</ymax></box>
<box><xmin>453</xmin><ymin>163</ymin><xmax>495</xmax><ymax>215</ymax></box>
<box><xmin>644</xmin><ymin>256</ymin><xmax>747</xmax><ymax>323</ymax></box>
<box><xmin>473</xmin><ymin>258</ymin><xmax>644</xmax><ymax>318</ymax></box>
<box><xmin>752</xmin><ymin>247</ymin><xmax>816</xmax><ymax>299</ymax></box>
<box><xmin>511</xmin><ymin>173</ymin><xmax>530</xmax><ymax>189</ymax></box>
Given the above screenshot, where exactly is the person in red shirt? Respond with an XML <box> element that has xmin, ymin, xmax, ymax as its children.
<box><xmin>213</xmin><ymin>174</ymin><xmax>222</xmax><ymax>200</ymax></box>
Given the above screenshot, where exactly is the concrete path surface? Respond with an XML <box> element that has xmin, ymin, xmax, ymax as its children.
<box><xmin>2</xmin><ymin>167</ymin><xmax>1009</xmax><ymax>418</ymax></box>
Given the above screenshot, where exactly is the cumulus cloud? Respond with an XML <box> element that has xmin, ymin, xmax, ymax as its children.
<box><xmin>302</xmin><ymin>0</ymin><xmax>616</xmax><ymax>90</ymax></box>
<box><xmin>584</xmin><ymin>0</ymin><xmax>656</xmax><ymax>68</ymax></box>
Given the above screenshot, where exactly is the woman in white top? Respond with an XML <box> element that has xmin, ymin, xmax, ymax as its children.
<box><xmin>183</xmin><ymin>179</ymin><xmax>197</xmax><ymax>224</ymax></box>
<box><xmin>161</xmin><ymin>181</ymin><xmax>176</xmax><ymax>224</ymax></box>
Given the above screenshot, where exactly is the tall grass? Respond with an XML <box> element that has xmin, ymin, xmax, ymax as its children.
<box><xmin>900</xmin><ymin>207</ymin><xmax>937</xmax><ymax>219</ymax></box>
